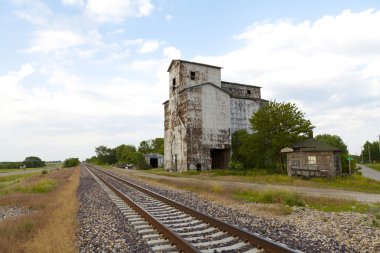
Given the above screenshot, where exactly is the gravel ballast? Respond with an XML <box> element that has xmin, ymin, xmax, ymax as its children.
<box><xmin>76</xmin><ymin>166</ymin><xmax>152</xmax><ymax>253</ymax></box>
<box><xmin>111</xmin><ymin>170</ymin><xmax>380</xmax><ymax>253</ymax></box>
<box><xmin>77</xmin><ymin>165</ymin><xmax>380</xmax><ymax>253</ymax></box>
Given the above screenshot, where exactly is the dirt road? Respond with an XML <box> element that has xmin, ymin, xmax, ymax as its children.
<box><xmin>116</xmin><ymin>169</ymin><xmax>380</xmax><ymax>203</ymax></box>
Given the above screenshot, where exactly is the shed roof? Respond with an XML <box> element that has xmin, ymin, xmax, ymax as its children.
<box><xmin>291</xmin><ymin>138</ymin><xmax>341</xmax><ymax>152</ymax></box>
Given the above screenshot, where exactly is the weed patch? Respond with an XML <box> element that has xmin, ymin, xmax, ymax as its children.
<box><xmin>234</xmin><ymin>189</ymin><xmax>305</xmax><ymax>207</ymax></box>
<box><xmin>31</xmin><ymin>179</ymin><xmax>56</xmax><ymax>193</ymax></box>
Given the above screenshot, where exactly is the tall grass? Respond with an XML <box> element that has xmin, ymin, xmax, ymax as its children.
<box><xmin>0</xmin><ymin>168</ymin><xmax>79</xmax><ymax>253</ymax></box>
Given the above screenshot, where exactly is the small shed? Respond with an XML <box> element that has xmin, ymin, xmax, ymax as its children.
<box><xmin>144</xmin><ymin>153</ymin><xmax>164</xmax><ymax>168</ymax></box>
<box><xmin>282</xmin><ymin>138</ymin><xmax>342</xmax><ymax>178</ymax></box>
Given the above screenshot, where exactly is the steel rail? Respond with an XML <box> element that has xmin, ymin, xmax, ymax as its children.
<box><xmin>83</xmin><ymin>163</ymin><xmax>200</xmax><ymax>253</ymax></box>
<box><xmin>87</xmin><ymin>163</ymin><xmax>299</xmax><ymax>253</ymax></box>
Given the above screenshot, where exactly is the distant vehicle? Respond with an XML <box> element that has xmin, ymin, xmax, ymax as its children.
<box><xmin>116</xmin><ymin>163</ymin><xmax>134</xmax><ymax>169</ymax></box>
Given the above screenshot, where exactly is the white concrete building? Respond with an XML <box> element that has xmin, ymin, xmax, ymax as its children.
<box><xmin>163</xmin><ymin>60</ymin><xmax>265</xmax><ymax>172</ymax></box>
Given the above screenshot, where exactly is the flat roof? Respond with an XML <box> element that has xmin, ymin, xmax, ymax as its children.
<box><xmin>167</xmin><ymin>59</ymin><xmax>222</xmax><ymax>72</ymax></box>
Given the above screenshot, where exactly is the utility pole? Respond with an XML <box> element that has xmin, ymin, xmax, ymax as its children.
<box><xmin>361</xmin><ymin>146</ymin><xmax>364</xmax><ymax>163</ymax></box>
<box><xmin>378</xmin><ymin>135</ymin><xmax>380</xmax><ymax>162</ymax></box>
<box><xmin>368</xmin><ymin>142</ymin><xmax>372</xmax><ymax>164</ymax></box>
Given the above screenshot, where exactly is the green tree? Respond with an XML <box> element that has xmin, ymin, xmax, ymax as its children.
<box><xmin>133</xmin><ymin>152</ymin><xmax>150</xmax><ymax>169</ymax></box>
<box><xmin>361</xmin><ymin>140</ymin><xmax>380</xmax><ymax>163</ymax></box>
<box><xmin>115</xmin><ymin>144</ymin><xmax>137</xmax><ymax>163</ymax></box>
<box><xmin>315</xmin><ymin>134</ymin><xmax>350</xmax><ymax>173</ymax></box>
<box><xmin>138</xmin><ymin>137</ymin><xmax>164</xmax><ymax>155</ymax></box>
<box><xmin>22</xmin><ymin>156</ymin><xmax>45</xmax><ymax>168</ymax></box>
<box><xmin>63</xmin><ymin>158</ymin><xmax>80</xmax><ymax>168</ymax></box>
<box><xmin>138</xmin><ymin>140</ymin><xmax>153</xmax><ymax>154</ymax></box>
<box><xmin>249</xmin><ymin>101</ymin><xmax>314</xmax><ymax>172</ymax></box>
<box><xmin>230</xmin><ymin>130</ymin><xmax>257</xmax><ymax>169</ymax></box>
<box><xmin>151</xmin><ymin>138</ymin><xmax>164</xmax><ymax>155</ymax></box>
<box><xmin>95</xmin><ymin>145</ymin><xmax>116</xmax><ymax>164</ymax></box>
<box><xmin>315</xmin><ymin>134</ymin><xmax>348</xmax><ymax>153</ymax></box>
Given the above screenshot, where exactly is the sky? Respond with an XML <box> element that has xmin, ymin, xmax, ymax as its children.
<box><xmin>1</xmin><ymin>0</ymin><xmax>380</xmax><ymax>161</ymax></box>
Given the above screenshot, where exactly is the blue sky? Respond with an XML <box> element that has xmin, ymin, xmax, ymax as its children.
<box><xmin>1</xmin><ymin>0</ymin><xmax>380</xmax><ymax>161</ymax></box>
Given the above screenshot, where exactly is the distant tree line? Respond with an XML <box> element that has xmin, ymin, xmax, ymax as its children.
<box><xmin>360</xmin><ymin>140</ymin><xmax>380</xmax><ymax>163</ymax></box>
<box><xmin>231</xmin><ymin>101</ymin><xmax>351</xmax><ymax>173</ymax></box>
<box><xmin>85</xmin><ymin>137</ymin><xmax>164</xmax><ymax>169</ymax></box>
<box><xmin>0</xmin><ymin>156</ymin><xmax>46</xmax><ymax>169</ymax></box>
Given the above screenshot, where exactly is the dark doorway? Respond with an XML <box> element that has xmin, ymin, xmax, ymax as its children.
<box><xmin>150</xmin><ymin>158</ymin><xmax>158</xmax><ymax>168</ymax></box>
<box><xmin>210</xmin><ymin>149</ymin><xmax>230</xmax><ymax>169</ymax></box>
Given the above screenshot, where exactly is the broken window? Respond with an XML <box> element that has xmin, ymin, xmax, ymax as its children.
<box><xmin>247</xmin><ymin>90</ymin><xmax>251</xmax><ymax>95</ymax></box>
<box><xmin>190</xmin><ymin>71</ymin><xmax>195</xmax><ymax>80</ymax></box>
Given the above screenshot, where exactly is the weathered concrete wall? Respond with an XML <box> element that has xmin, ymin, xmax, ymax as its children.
<box><xmin>164</xmin><ymin>64</ymin><xmax>189</xmax><ymax>172</ymax></box>
<box><xmin>200</xmin><ymin>85</ymin><xmax>231</xmax><ymax>170</ymax></box>
<box><xmin>230</xmin><ymin>98</ymin><xmax>261</xmax><ymax>134</ymax></box>
<box><xmin>185</xmin><ymin>86</ymin><xmax>203</xmax><ymax>170</ymax></box>
<box><xmin>221</xmin><ymin>81</ymin><xmax>260</xmax><ymax>99</ymax></box>
<box><xmin>180</xmin><ymin>62</ymin><xmax>221</xmax><ymax>88</ymax></box>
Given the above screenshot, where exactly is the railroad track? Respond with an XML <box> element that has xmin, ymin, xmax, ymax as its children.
<box><xmin>82</xmin><ymin>163</ymin><xmax>300</xmax><ymax>253</ymax></box>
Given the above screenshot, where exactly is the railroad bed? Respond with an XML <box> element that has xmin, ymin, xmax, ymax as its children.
<box><xmin>82</xmin><ymin>163</ymin><xmax>299</xmax><ymax>253</ymax></box>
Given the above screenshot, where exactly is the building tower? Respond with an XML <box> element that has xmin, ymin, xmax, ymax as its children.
<box><xmin>163</xmin><ymin>60</ymin><xmax>265</xmax><ymax>172</ymax></box>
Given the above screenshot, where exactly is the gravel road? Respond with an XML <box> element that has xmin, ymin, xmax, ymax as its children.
<box><xmin>121</xmin><ymin>169</ymin><xmax>380</xmax><ymax>203</ymax></box>
<box><xmin>358</xmin><ymin>164</ymin><xmax>380</xmax><ymax>181</ymax></box>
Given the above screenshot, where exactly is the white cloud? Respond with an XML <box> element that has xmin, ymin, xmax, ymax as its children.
<box><xmin>165</xmin><ymin>14</ymin><xmax>172</xmax><ymax>21</ymax></box>
<box><xmin>193</xmin><ymin>9</ymin><xmax>380</xmax><ymax>154</ymax></box>
<box><xmin>163</xmin><ymin>46</ymin><xmax>181</xmax><ymax>59</ymax></box>
<box><xmin>26</xmin><ymin>30</ymin><xmax>85</xmax><ymax>53</ymax></box>
<box><xmin>140</xmin><ymin>40</ymin><xmax>159</xmax><ymax>53</ymax></box>
<box><xmin>12</xmin><ymin>0</ymin><xmax>52</xmax><ymax>26</ymax></box>
<box><xmin>61</xmin><ymin>0</ymin><xmax>84</xmax><ymax>7</ymax></box>
<box><xmin>85</xmin><ymin>0</ymin><xmax>154</xmax><ymax>23</ymax></box>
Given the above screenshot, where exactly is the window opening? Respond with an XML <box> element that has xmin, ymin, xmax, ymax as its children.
<box><xmin>307</xmin><ymin>156</ymin><xmax>316</xmax><ymax>165</ymax></box>
<box><xmin>247</xmin><ymin>90</ymin><xmax>251</xmax><ymax>95</ymax></box>
<box><xmin>172</xmin><ymin>78</ymin><xmax>176</xmax><ymax>91</ymax></box>
<box><xmin>190</xmin><ymin>71</ymin><xmax>195</xmax><ymax>80</ymax></box>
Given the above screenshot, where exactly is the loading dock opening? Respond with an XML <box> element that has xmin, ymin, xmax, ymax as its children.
<box><xmin>150</xmin><ymin>158</ymin><xmax>158</xmax><ymax>168</ymax></box>
<box><xmin>210</xmin><ymin>149</ymin><xmax>230</xmax><ymax>169</ymax></box>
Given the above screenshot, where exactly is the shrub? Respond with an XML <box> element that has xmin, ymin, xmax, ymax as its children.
<box><xmin>41</xmin><ymin>170</ymin><xmax>48</xmax><ymax>175</ymax></box>
<box><xmin>62</xmin><ymin>158</ymin><xmax>80</xmax><ymax>168</ymax></box>
<box><xmin>229</xmin><ymin>161</ymin><xmax>244</xmax><ymax>170</ymax></box>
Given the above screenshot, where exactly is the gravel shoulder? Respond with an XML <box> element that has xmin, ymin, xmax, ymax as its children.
<box><xmin>120</xmin><ymin>169</ymin><xmax>380</xmax><ymax>203</ymax></box>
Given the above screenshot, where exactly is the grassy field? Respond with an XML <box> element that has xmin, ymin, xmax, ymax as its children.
<box><xmin>143</xmin><ymin>168</ymin><xmax>380</xmax><ymax>194</ymax></box>
<box><xmin>0</xmin><ymin>162</ymin><xmax>62</xmax><ymax>173</ymax></box>
<box><xmin>365</xmin><ymin>163</ymin><xmax>380</xmax><ymax>172</ymax></box>
<box><xmin>0</xmin><ymin>167</ymin><xmax>79</xmax><ymax>253</ymax></box>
